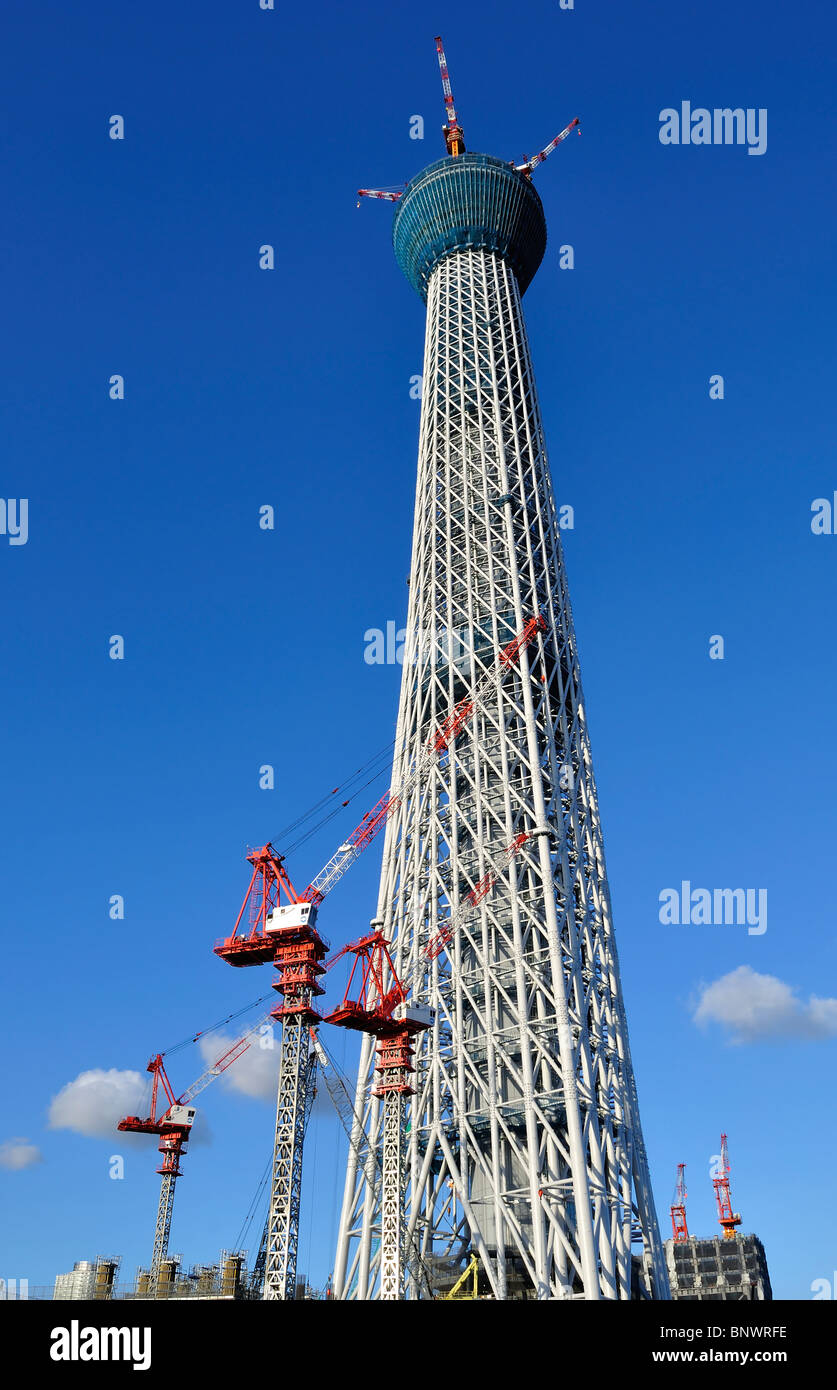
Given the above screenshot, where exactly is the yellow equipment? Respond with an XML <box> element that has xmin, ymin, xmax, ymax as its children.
<box><xmin>444</xmin><ymin>1253</ymin><xmax>479</xmax><ymax>1300</ymax></box>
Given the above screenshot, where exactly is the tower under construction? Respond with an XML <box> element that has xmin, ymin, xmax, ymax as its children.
<box><xmin>333</xmin><ymin>40</ymin><xmax>668</xmax><ymax>1301</ymax></box>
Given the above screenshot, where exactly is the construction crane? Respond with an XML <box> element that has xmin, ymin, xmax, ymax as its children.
<box><xmin>444</xmin><ymin>1253</ymin><xmax>480</xmax><ymax>1300</ymax></box>
<box><xmin>118</xmin><ymin>1057</ymin><xmax>195</xmax><ymax>1296</ymax></box>
<box><xmin>324</xmin><ymin>833</ymin><xmax>530</xmax><ymax>1300</ymax></box>
<box><xmin>423</xmin><ymin>833</ymin><xmax>529</xmax><ymax>964</ymax></box>
<box><xmin>670</xmin><ymin>1163</ymin><xmax>689</xmax><ymax>1243</ymax></box>
<box><xmin>515</xmin><ymin>118</ymin><xmax>581</xmax><ymax>178</ymax></box>
<box><xmin>357</xmin><ymin>36</ymin><xmax>578</xmax><ymax>206</ymax></box>
<box><xmin>713</xmin><ymin>1133</ymin><xmax>742</xmax><ymax>1240</ymax></box>
<box><xmin>356</xmin><ymin>188</ymin><xmax>402</xmax><ymax>206</ymax></box>
<box><xmin>118</xmin><ymin>1010</ymin><xmax>281</xmax><ymax>1293</ymax></box>
<box><xmin>248</xmin><ymin>1051</ymin><xmax>318</xmax><ymax>1299</ymax></box>
<box><xmin>214</xmin><ymin>614</ymin><xmax>546</xmax><ymax>1301</ymax></box>
<box><xmin>434</xmin><ymin>35</ymin><xmax>465</xmax><ymax>156</ymax></box>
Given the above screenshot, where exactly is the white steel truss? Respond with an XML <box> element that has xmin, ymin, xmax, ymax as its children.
<box><xmin>263</xmin><ymin>1016</ymin><xmax>311</xmax><ymax>1300</ymax></box>
<box><xmin>333</xmin><ymin>246</ymin><xmax>668</xmax><ymax>1301</ymax></box>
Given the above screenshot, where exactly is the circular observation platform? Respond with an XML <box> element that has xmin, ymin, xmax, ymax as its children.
<box><xmin>392</xmin><ymin>152</ymin><xmax>547</xmax><ymax>303</ymax></box>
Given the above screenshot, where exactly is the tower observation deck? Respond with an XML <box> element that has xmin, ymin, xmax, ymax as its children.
<box><xmin>392</xmin><ymin>153</ymin><xmax>547</xmax><ymax>301</ymax></box>
<box><xmin>335</xmin><ymin>42</ymin><xmax>667</xmax><ymax>1302</ymax></box>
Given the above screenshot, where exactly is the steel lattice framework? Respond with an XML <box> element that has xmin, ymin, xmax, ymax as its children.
<box><xmin>333</xmin><ymin>166</ymin><xmax>668</xmax><ymax>1299</ymax></box>
<box><xmin>263</xmin><ymin>1017</ymin><xmax>312</xmax><ymax>1299</ymax></box>
<box><xmin>150</xmin><ymin>1172</ymin><xmax>176</xmax><ymax>1295</ymax></box>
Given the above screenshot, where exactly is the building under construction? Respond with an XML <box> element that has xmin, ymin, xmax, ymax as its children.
<box><xmin>47</xmin><ymin>1253</ymin><xmax>328</xmax><ymax>1302</ymax></box>
<box><xmin>666</xmin><ymin>1138</ymin><xmax>772</xmax><ymax>1301</ymax></box>
<box><xmin>666</xmin><ymin>1235</ymin><xmax>772</xmax><ymax>1302</ymax></box>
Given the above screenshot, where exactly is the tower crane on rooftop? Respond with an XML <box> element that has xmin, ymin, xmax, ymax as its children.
<box><xmin>713</xmin><ymin>1133</ymin><xmax>742</xmax><ymax>1240</ymax></box>
<box><xmin>670</xmin><ymin>1163</ymin><xmax>689</xmax><ymax>1243</ymax></box>
<box><xmin>358</xmin><ymin>34</ymin><xmax>579</xmax><ymax>205</ymax></box>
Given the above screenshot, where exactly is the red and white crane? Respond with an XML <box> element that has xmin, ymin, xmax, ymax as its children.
<box><xmin>214</xmin><ymin>613</ymin><xmax>544</xmax><ymax>968</ymax></box>
<box><xmin>421</xmin><ymin>833</ymin><xmax>529</xmax><ymax>965</ymax></box>
<box><xmin>118</xmin><ymin>1011</ymin><xmax>292</xmax><ymax>1292</ymax></box>
<box><xmin>214</xmin><ymin>613</ymin><xmax>546</xmax><ymax>1300</ymax></box>
<box><xmin>670</xmin><ymin>1162</ymin><xmax>689</xmax><ymax>1243</ymax></box>
<box><xmin>434</xmin><ymin>34</ymin><xmax>466</xmax><ymax>157</ymax></box>
<box><xmin>358</xmin><ymin>36</ymin><xmax>578</xmax><ymax>206</ymax></box>
<box><xmin>514</xmin><ymin>118</ymin><xmax>581</xmax><ymax>178</ymax></box>
<box><xmin>713</xmin><ymin>1133</ymin><xmax>742</xmax><ymax>1240</ymax></box>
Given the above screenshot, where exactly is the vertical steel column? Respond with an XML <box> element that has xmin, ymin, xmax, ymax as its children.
<box><xmin>379</xmin><ymin>1089</ymin><xmax>406</xmax><ymax>1300</ymax></box>
<box><xmin>150</xmin><ymin>1171</ymin><xmax>175</xmax><ymax>1298</ymax></box>
<box><xmin>263</xmin><ymin>1015</ymin><xmax>309</xmax><ymax>1301</ymax></box>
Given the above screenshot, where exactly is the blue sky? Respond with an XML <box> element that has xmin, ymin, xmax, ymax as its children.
<box><xmin>1</xmin><ymin>0</ymin><xmax>835</xmax><ymax>1299</ymax></box>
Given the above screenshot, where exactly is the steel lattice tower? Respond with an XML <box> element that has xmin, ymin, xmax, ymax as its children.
<box><xmin>332</xmin><ymin>145</ymin><xmax>668</xmax><ymax>1302</ymax></box>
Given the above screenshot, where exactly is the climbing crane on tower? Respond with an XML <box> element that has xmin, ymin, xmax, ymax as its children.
<box><xmin>357</xmin><ymin>34</ymin><xmax>579</xmax><ymax>205</ymax></box>
<box><xmin>324</xmin><ymin>831</ymin><xmax>530</xmax><ymax>1299</ymax></box>
<box><xmin>713</xmin><ymin>1133</ymin><xmax>742</xmax><ymax>1240</ymax></box>
<box><xmin>213</xmin><ymin>614</ymin><xmax>547</xmax><ymax>1300</ymax></box>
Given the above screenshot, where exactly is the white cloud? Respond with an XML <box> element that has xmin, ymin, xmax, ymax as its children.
<box><xmin>694</xmin><ymin>966</ymin><xmax>837</xmax><ymax>1043</ymax></box>
<box><xmin>0</xmin><ymin>1138</ymin><xmax>42</xmax><ymax>1171</ymax></box>
<box><xmin>48</xmin><ymin>1068</ymin><xmax>149</xmax><ymax>1138</ymax></box>
<box><xmin>197</xmin><ymin>1031</ymin><xmax>280</xmax><ymax>1102</ymax></box>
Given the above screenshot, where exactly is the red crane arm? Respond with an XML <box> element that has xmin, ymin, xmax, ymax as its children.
<box><xmin>515</xmin><ymin>118</ymin><xmax>580</xmax><ymax>177</ymax></box>
<box><xmin>301</xmin><ymin>615</ymin><xmax>544</xmax><ymax>905</ymax></box>
<box><xmin>357</xmin><ymin>188</ymin><xmax>404</xmax><ymax>204</ymax></box>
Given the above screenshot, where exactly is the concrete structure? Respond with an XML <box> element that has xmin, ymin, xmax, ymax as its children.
<box><xmin>333</xmin><ymin>138</ymin><xmax>667</xmax><ymax>1300</ymax></box>
<box><xmin>54</xmin><ymin>1261</ymin><xmax>97</xmax><ymax>1300</ymax></box>
<box><xmin>54</xmin><ymin>1257</ymin><xmax>118</xmax><ymax>1300</ymax></box>
<box><xmin>666</xmin><ymin>1234</ymin><xmax>772</xmax><ymax>1301</ymax></box>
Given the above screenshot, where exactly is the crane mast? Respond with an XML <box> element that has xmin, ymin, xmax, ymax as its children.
<box><xmin>118</xmin><ymin>1056</ymin><xmax>196</xmax><ymax>1295</ymax></box>
<box><xmin>214</xmin><ymin>614</ymin><xmax>545</xmax><ymax>1300</ymax></box>
<box><xmin>670</xmin><ymin>1163</ymin><xmax>689</xmax><ymax>1243</ymax></box>
<box><xmin>713</xmin><ymin>1133</ymin><xmax>742</xmax><ymax>1240</ymax></box>
<box><xmin>358</xmin><ymin>35</ymin><xmax>577</xmax><ymax>206</ymax></box>
<box><xmin>434</xmin><ymin>35</ymin><xmax>465</xmax><ymax>156</ymax></box>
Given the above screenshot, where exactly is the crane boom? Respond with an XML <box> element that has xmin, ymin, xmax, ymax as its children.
<box><xmin>175</xmin><ymin>1010</ymin><xmax>275</xmax><ymax>1107</ymax></box>
<box><xmin>434</xmin><ymin>35</ymin><xmax>465</xmax><ymax>156</ymax></box>
<box><xmin>357</xmin><ymin>188</ymin><xmax>404</xmax><ymax>205</ymax></box>
<box><xmin>420</xmin><ymin>833</ymin><xmax>529</xmax><ymax>969</ymax></box>
<box><xmin>310</xmin><ymin>1029</ymin><xmax>434</xmax><ymax>1297</ymax></box>
<box><xmin>515</xmin><ymin>118</ymin><xmax>580</xmax><ymax>176</ymax></box>
<box><xmin>670</xmin><ymin>1163</ymin><xmax>689</xmax><ymax>1242</ymax></box>
<box><xmin>713</xmin><ymin>1132</ymin><xmax>742</xmax><ymax>1239</ymax></box>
